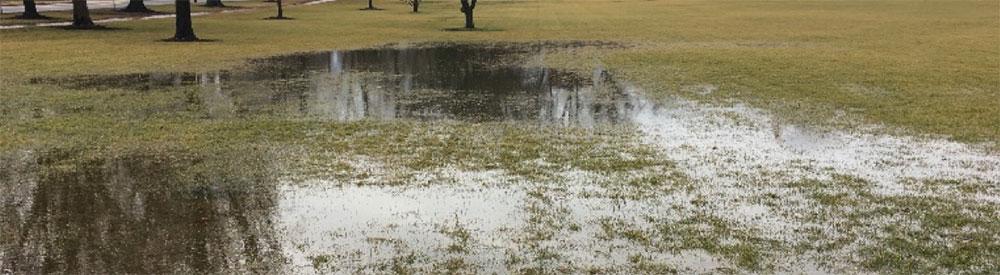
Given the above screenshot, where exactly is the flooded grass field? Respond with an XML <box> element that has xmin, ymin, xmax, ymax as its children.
<box><xmin>2</xmin><ymin>43</ymin><xmax>998</xmax><ymax>274</ymax></box>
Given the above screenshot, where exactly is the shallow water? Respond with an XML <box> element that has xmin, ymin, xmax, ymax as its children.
<box><xmin>629</xmin><ymin>95</ymin><xmax>1000</xmax><ymax>246</ymax></box>
<box><xmin>0</xmin><ymin>152</ymin><xmax>725</xmax><ymax>273</ymax></box>
<box><xmin>3</xmin><ymin>43</ymin><xmax>999</xmax><ymax>273</ymax></box>
<box><xmin>633</xmin><ymin>97</ymin><xmax>999</xmax><ymax>190</ymax></box>
<box><xmin>45</xmin><ymin>44</ymin><xmax>635</xmax><ymax>127</ymax></box>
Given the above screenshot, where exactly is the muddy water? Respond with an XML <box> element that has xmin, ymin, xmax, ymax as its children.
<box><xmin>629</xmin><ymin>96</ymin><xmax>1000</xmax><ymax>247</ymax></box>
<box><xmin>45</xmin><ymin>44</ymin><xmax>634</xmax><ymax>127</ymax></box>
<box><xmin>0</xmin><ymin>152</ymin><xmax>286</xmax><ymax>273</ymax></box>
<box><xmin>632</xmin><ymin>98</ymin><xmax>1000</xmax><ymax>186</ymax></box>
<box><xmin>4</xmin><ymin>44</ymin><xmax>1000</xmax><ymax>273</ymax></box>
<box><xmin>4</xmin><ymin>44</ymin><xmax>678</xmax><ymax>273</ymax></box>
<box><xmin>0</xmin><ymin>151</ymin><xmax>724</xmax><ymax>273</ymax></box>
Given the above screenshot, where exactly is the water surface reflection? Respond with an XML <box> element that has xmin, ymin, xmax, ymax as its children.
<box><xmin>3</xmin><ymin>44</ymin><xmax>657</xmax><ymax>273</ymax></box>
<box><xmin>0</xmin><ymin>152</ymin><xmax>285</xmax><ymax>274</ymax></box>
<box><xmin>51</xmin><ymin>45</ymin><xmax>638</xmax><ymax>127</ymax></box>
<box><xmin>7</xmin><ymin>43</ymin><xmax>999</xmax><ymax>274</ymax></box>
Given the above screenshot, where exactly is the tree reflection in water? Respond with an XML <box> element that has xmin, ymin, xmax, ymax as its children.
<box><xmin>0</xmin><ymin>151</ymin><xmax>285</xmax><ymax>274</ymax></box>
<box><xmin>47</xmin><ymin>44</ymin><xmax>642</xmax><ymax>127</ymax></box>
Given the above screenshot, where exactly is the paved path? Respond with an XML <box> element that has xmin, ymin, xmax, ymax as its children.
<box><xmin>1</xmin><ymin>0</ymin><xmax>243</xmax><ymax>13</ymax></box>
<box><xmin>1</xmin><ymin>0</ymin><xmax>328</xmax><ymax>29</ymax></box>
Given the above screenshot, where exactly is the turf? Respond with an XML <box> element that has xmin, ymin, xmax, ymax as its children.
<box><xmin>1</xmin><ymin>0</ymin><xmax>997</xmax><ymax>145</ymax></box>
<box><xmin>1</xmin><ymin>2</ymin><xmax>997</xmax><ymax>272</ymax></box>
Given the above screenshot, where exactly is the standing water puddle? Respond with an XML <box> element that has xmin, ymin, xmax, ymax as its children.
<box><xmin>42</xmin><ymin>43</ymin><xmax>634</xmax><ymax>127</ymax></box>
<box><xmin>5</xmin><ymin>43</ymin><xmax>1000</xmax><ymax>273</ymax></box>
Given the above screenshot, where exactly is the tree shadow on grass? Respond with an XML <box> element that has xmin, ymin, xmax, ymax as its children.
<box><xmin>441</xmin><ymin>27</ymin><xmax>503</xmax><ymax>32</ymax></box>
<box><xmin>263</xmin><ymin>16</ymin><xmax>294</xmax><ymax>20</ymax></box>
<box><xmin>56</xmin><ymin>25</ymin><xmax>129</xmax><ymax>31</ymax></box>
<box><xmin>13</xmin><ymin>14</ymin><xmax>54</xmax><ymax>20</ymax></box>
<box><xmin>117</xmin><ymin>7</ymin><xmax>166</xmax><ymax>14</ymax></box>
<box><xmin>160</xmin><ymin>38</ymin><xmax>219</xmax><ymax>42</ymax></box>
<box><xmin>359</xmin><ymin>7</ymin><xmax>383</xmax><ymax>11</ymax></box>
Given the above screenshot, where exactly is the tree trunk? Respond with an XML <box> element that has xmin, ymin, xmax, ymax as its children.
<box><xmin>172</xmin><ymin>0</ymin><xmax>198</xmax><ymax>41</ymax></box>
<box><xmin>367</xmin><ymin>0</ymin><xmax>374</xmax><ymax>9</ymax></box>
<box><xmin>278</xmin><ymin>0</ymin><xmax>283</xmax><ymax>18</ymax></box>
<box><xmin>460</xmin><ymin>0</ymin><xmax>475</xmax><ymax>29</ymax></box>
<box><xmin>204</xmin><ymin>0</ymin><xmax>224</xmax><ymax>7</ymax></box>
<box><xmin>71</xmin><ymin>0</ymin><xmax>95</xmax><ymax>27</ymax></box>
<box><xmin>120</xmin><ymin>0</ymin><xmax>154</xmax><ymax>13</ymax></box>
<box><xmin>463</xmin><ymin>9</ymin><xmax>473</xmax><ymax>28</ymax></box>
<box><xmin>412</xmin><ymin>0</ymin><xmax>418</xmax><ymax>13</ymax></box>
<box><xmin>18</xmin><ymin>0</ymin><xmax>45</xmax><ymax>19</ymax></box>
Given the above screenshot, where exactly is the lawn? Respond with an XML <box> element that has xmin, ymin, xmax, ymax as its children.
<box><xmin>1</xmin><ymin>0</ymin><xmax>998</xmax><ymax>273</ymax></box>
<box><xmin>2</xmin><ymin>0</ymin><xmax>997</xmax><ymax>144</ymax></box>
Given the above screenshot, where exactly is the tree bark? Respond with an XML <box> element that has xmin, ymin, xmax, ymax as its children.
<box><xmin>71</xmin><ymin>0</ymin><xmax>95</xmax><ymax>27</ymax></box>
<box><xmin>460</xmin><ymin>0</ymin><xmax>475</xmax><ymax>29</ymax></box>
<box><xmin>412</xmin><ymin>0</ymin><xmax>418</xmax><ymax>13</ymax></box>
<box><xmin>18</xmin><ymin>0</ymin><xmax>45</xmax><ymax>19</ymax></box>
<box><xmin>463</xmin><ymin>9</ymin><xmax>473</xmax><ymax>28</ymax></box>
<box><xmin>120</xmin><ymin>0</ymin><xmax>154</xmax><ymax>13</ymax></box>
<box><xmin>204</xmin><ymin>0</ymin><xmax>224</xmax><ymax>7</ymax></box>
<box><xmin>366</xmin><ymin>0</ymin><xmax>374</xmax><ymax>9</ymax></box>
<box><xmin>172</xmin><ymin>0</ymin><xmax>198</xmax><ymax>41</ymax></box>
<box><xmin>276</xmin><ymin>0</ymin><xmax>284</xmax><ymax>18</ymax></box>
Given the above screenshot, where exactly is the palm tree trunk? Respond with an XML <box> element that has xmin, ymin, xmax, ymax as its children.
<box><xmin>71</xmin><ymin>0</ymin><xmax>95</xmax><ymax>27</ymax></box>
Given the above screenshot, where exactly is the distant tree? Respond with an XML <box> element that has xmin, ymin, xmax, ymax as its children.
<box><xmin>276</xmin><ymin>0</ymin><xmax>285</xmax><ymax>18</ymax></box>
<box><xmin>71</xmin><ymin>0</ymin><xmax>96</xmax><ymax>27</ymax></box>
<box><xmin>204</xmin><ymin>0</ymin><xmax>224</xmax><ymax>7</ymax></box>
<box><xmin>459</xmin><ymin>0</ymin><xmax>475</xmax><ymax>29</ymax></box>
<box><xmin>170</xmin><ymin>0</ymin><xmax>198</xmax><ymax>41</ymax></box>
<box><xmin>402</xmin><ymin>0</ymin><xmax>419</xmax><ymax>12</ymax></box>
<box><xmin>16</xmin><ymin>0</ymin><xmax>46</xmax><ymax>19</ymax></box>
<box><xmin>362</xmin><ymin>0</ymin><xmax>377</xmax><ymax>10</ymax></box>
<box><xmin>267</xmin><ymin>0</ymin><xmax>289</xmax><ymax>19</ymax></box>
<box><xmin>120</xmin><ymin>0</ymin><xmax>155</xmax><ymax>13</ymax></box>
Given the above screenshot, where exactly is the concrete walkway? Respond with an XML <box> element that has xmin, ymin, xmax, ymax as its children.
<box><xmin>1</xmin><ymin>0</ymin><xmax>328</xmax><ymax>29</ymax></box>
<box><xmin>1</xmin><ymin>0</ymin><xmax>243</xmax><ymax>13</ymax></box>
